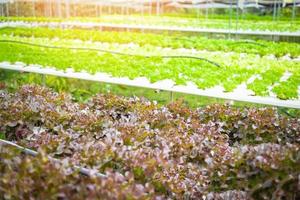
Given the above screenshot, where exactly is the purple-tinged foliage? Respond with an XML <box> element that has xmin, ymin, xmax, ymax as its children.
<box><xmin>0</xmin><ymin>85</ymin><xmax>299</xmax><ymax>199</ymax></box>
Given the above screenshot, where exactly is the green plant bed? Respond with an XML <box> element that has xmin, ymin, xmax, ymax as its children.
<box><xmin>0</xmin><ymin>36</ymin><xmax>299</xmax><ymax>100</ymax></box>
<box><xmin>1</xmin><ymin>27</ymin><xmax>300</xmax><ymax>57</ymax></box>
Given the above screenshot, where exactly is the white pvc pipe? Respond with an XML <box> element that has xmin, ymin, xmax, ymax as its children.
<box><xmin>1</xmin><ymin>20</ymin><xmax>299</xmax><ymax>37</ymax></box>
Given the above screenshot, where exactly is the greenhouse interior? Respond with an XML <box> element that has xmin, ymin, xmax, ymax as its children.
<box><xmin>0</xmin><ymin>0</ymin><xmax>299</xmax><ymax>199</ymax></box>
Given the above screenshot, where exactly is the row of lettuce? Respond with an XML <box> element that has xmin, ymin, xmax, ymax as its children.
<box><xmin>1</xmin><ymin>27</ymin><xmax>300</xmax><ymax>58</ymax></box>
<box><xmin>0</xmin><ymin>34</ymin><xmax>299</xmax><ymax>99</ymax></box>
<box><xmin>1</xmin><ymin>15</ymin><xmax>300</xmax><ymax>32</ymax></box>
<box><xmin>0</xmin><ymin>85</ymin><xmax>299</xmax><ymax>199</ymax></box>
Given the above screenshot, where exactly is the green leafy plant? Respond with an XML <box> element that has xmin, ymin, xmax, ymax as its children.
<box><xmin>0</xmin><ymin>35</ymin><xmax>299</xmax><ymax>99</ymax></box>
<box><xmin>1</xmin><ymin>26</ymin><xmax>299</xmax><ymax>57</ymax></box>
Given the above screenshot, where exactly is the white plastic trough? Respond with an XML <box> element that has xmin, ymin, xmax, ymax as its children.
<box><xmin>1</xmin><ymin>21</ymin><xmax>299</xmax><ymax>38</ymax></box>
<box><xmin>0</xmin><ymin>62</ymin><xmax>299</xmax><ymax>109</ymax></box>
